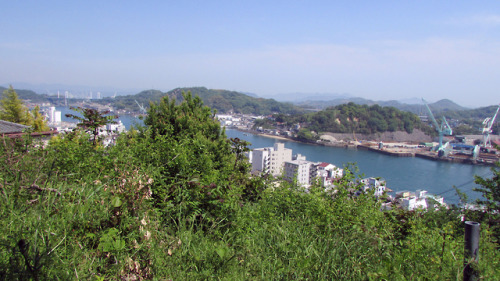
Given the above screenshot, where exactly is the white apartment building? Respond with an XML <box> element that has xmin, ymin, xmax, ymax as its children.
<box><xmin>284</xmin><ymin>160</ymin><xmax>313</xmax><ymax>186</ymax></box>
<box><xmin>47</xmin><ymin>106</ymin><xmax>62</xmax><ymax>123</ymax></box>
<box><xmin>251</xmin><ymin>143</ymin><xmax>292</xmax><ymax>176</ymax></box>
<box><xmin>284</xmin><ymin>160</ymin><xmax>343</xmax><ymax>188</ymax></box>
<box><xmin>251</xmin><ymin>147</ymin><xmax>270</xmax><ymax>174</ymax></box>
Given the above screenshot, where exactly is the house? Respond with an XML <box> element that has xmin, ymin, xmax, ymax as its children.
<box><xmin>0</xmin><ymin>120</ymin><xmax>31</xmax><ymax>137</ymax></box>
<box><xmin>396</xmin><ymin>189</ymin><xmax>445</xmax><ymax>210</ymax></box>
<box><xmin>312</xmin><ymin>162</ymin><xmax>343</xmax><ymax>187</ymax></box>
<box><xmin>358</xmin><ymin>177</ymin><xmax>387</xmax><ymax>197</ymax></box>
<box><xmin>0</xmin><ymin>120</ymin><xmax>57</xmax><ymax>142</ymax></box>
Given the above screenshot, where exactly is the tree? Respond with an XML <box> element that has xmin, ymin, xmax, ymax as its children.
<box><xmin>134</xmin><ymin>92</ymin><xmax>245</xmax><ymax>227</ymax></box>
<box><xmin>65</xmin><ymin>107</ymin><xmax>117</xmax><ymax>146</ymax></box>
<box><xmin>474</xmin><ymin>163</ymin><xmax>500</xmax><ymax>213</ymax></box>
<box><xmin>0</xmin><ymin>85</ymin><xmax>31</xmax><ymax>125</ymax></box>
<box><xmin>472</xmin><ymin>161</ymin><xmax>500</xmax><ymax>240</ymax></box>
<box><xmin>31</xmin><ymin>106</ymin><xmax>49</xmax><ymax>132</ymax></box>
<box><xmin>230</xmin><ymin>137</ymin><xmax>251</xmax><ymax>170</ymax></box>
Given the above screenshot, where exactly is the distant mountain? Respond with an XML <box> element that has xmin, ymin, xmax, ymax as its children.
<box><xmin>241</xmin><ymin>92</ymin><xmax>259</xmax><ymax>98</ymax></box>
<box><xmin>294</xmin><ymin>97</ymin><xmax>469</xmax><ymax>116</ymax></box>
<box><xmin>1</xmin><ymin>82</ymin><xmax>139</xmax><ymax>98</ymax></box>
<box><xmin>429</xmin><ymin>99</ymin><xmax>468</xmax><ymax>112</ymax></box>
<box><xmin>270</xmin><ymin>92</ymin><xmax>352</xmax><ymax>102</ymax></box>
<box><xmin>398</xmin><ymin>97</ymin><xmax>423</xmax><ymax>105</ymax></box>
<box><xmin>98</xmin><ymin>87</ymin><xmax>303</xmax><ymax>115</ymax></box>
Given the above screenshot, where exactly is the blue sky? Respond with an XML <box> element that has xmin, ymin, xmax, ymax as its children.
<box><xmin>1</xmin><ymin>1</ymin><xmax>499</xmax><ymax>107</ymax></box>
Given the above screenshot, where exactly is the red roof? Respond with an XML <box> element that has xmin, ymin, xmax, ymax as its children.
<box><xmin>318</xmin><ymin>162</ymin><xmax>330</xmax><ymax>167</ymax></box>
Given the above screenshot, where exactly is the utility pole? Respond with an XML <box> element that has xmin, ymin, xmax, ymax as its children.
<box><xmin>463</xmin><ymin>221</ymin><xmax>480</xmax><ymax>281</ymax></box>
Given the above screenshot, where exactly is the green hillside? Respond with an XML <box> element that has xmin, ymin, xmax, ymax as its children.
<box><xmin>99</xmin><ymin>87</ymin><xmax>302</xmax><ymax>115</ymax></box>
<box><xmin>0</xmin><ymin>86</ymin><xmax>49</xmax><ymax>103</ymax></box>
<box><xmin>261</xmin><ymin>102</ymin><xmax>435</xmax><ymax>136</ymax></box>
<box><xmin>296</xmin><ymin>97</ymin><xmax>469</xmax><ymax>116</ymax></box>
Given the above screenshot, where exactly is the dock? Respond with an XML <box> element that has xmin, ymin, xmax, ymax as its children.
<box><xmin>357</xmin><ymin>144</ymin><xmax>416</xmax><ymax>157</ymax></box>
<box><xmin>358</xmin><ymin>143</ymin><xmax>499</xmax><ymax>166</ymax></box>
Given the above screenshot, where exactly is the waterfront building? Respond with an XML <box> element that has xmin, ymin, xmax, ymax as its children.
<box><xmin>251</xmin><ymin>147</ymin><xmax>270</xmax><ymax>174</ymax></box>
<box><xmin>283</xmin><ymin>158</ymin><xmax>343</xmax><ymax>188</ymax></box>
<box><xmin>47</xmin><ymin>106</ymin><xmax>62</xmax><ymax>123</ymax></box>
<box><xmin>357</xmin><ymin>177</ymin><xmax>387</xmax><ymax>197</ymax></box>
<box><xmin>216</xmin><ymin>114</ymin><xmax>241</xmax><ymax>127</ymax></box>
<box><xmin>396</xmin><ymin>189</ymin><xmax>445</xmax><ymax>211</ymax></box>
<box><xmin>251</xmin><ymin>143</ymin><xmax>292</xmax><ymax>176</ymax></box>
<box><xmin>311</xmin><ymin>162</ymin><xmax>343</xmax><ymax>187</ymax></box>
<box><xmin>106</xmin><ymin>120</ymin><xmax>126</xmax><ymax>133</ymax></box>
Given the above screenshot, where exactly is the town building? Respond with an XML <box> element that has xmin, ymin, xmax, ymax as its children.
<box><xmin>395</xmin><ymin>189</ymin><xmax>445</xmax><ymax>211</ymax></box>
<box><xmin>106</xmin><ymin>120</ymin><xmax>126</xmax><ymax>133</ymax></box>
<box><xmin>47</xmin><ymin>106</ymin><xmax>62</xmax><ymax>123</ymax></box>
<box><xmin>251</xmin><ymin>143</ymin><xmax>292</xmax><ymax>176</ymax></box>
<box><xmin>284</xmin><ymin>158</ymin><xmax>343</xmax><ymax>188</ymax></box>
<box><xmin>284</xmin><ymin>159</ymin><xmax>313</xmax><ymax>186</ymax></box>
<box><xmin>357</xmin><ymin>177</ymin><xmax>387</xmax><ymax>197</ymax></box>
<box><xmin>313</xmin><ymin>162</ymin><xmax>343</xmax><ymax>187</ymax></box>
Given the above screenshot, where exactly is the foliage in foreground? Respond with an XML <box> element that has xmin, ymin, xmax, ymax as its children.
<box><xmin>0</xmin><ymin>92</ymin><xmax>498</xmax><ymax>280</ymax></box>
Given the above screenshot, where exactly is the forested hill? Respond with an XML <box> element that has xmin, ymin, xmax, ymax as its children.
<box><xmin>100</xmin><ymin>87</ymin><xmax>303</xmax><ymax>115</ymax></box>
<box><xmin>296</xmin><ymin>97</ymin><xmax>468</xmax><ymax>116</ymax></box>
<box><xmin>0</xmin><ymin>86</ymin><xmax>49</xmax><ymax>103</ymax></box>
<box><xmin>273</xmin><ymin>102</ymin><xmax>435</xmax><ymax>135</ymax></box>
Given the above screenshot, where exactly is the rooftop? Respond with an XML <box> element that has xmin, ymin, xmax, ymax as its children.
<box><xmin>0</xmin><ymin>120</ymin><xmax>30</xmax><ymax>134</ymax></box>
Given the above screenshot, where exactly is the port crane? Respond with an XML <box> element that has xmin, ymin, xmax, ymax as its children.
<box><xmin>482</xmin><ymin>104</ymin><xmax>500</xmax><ymax>148</ymax></box>
<box><xmin>422</xmin><ymin>99</ymin><xmax>453</xmax><ymax>156</ymax></box>
<box><xmin>135</xmin><ymin>100</ymin><xmax>147</xmax><ymax>114</ymax></box>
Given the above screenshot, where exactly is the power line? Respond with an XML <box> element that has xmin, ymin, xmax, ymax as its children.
<box><xmin>436</xmin><ymin>170</ymin><xmax>494</xmax><ymax>196</ymax></box>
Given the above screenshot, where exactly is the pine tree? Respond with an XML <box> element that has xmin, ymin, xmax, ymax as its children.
<box><xmin>65</xmin><ymin>107</ymin><xmax>117</xmax><ymax>146</ymax></box>
<box><xmin>31</xmin><ymin>106</ymin><xmax>49</xmax><ymax>132</ymax></box>
<box><xmin>0</xmin><ymin>85</ymin><xmax>31</xmax><ymax>124</ymax></box>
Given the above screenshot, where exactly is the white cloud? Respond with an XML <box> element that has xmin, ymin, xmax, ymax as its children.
<box><xmin>446</xmin><ymin>14</ymin><xmax>500</xmax><ymax>27</ymax></box>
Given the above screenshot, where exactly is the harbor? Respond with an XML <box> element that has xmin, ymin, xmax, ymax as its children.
<box><xmin>226</xmin><ymin>129</ymin><xmax>493</xmax><ymax>205</ymax></box>
<box><xmin>357</xmin><ymin>141</ymin><xmax>499</xmax><ymax>166</ymax></box>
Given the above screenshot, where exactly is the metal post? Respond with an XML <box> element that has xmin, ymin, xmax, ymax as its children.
<box><xmin>463</xmin><ymin>221</ymin><xmax>480</xmax><ymax>281</ymax></box>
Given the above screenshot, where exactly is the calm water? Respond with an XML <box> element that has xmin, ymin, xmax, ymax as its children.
<box><xmin>57</xmin><ymin>107</ymin><xmax>144</xmax><ymax>129</ymax></box>
<box><xmin>225</xmin><ymin>129</ymin><xmax>494</xmax><ymax>204</ymax></box>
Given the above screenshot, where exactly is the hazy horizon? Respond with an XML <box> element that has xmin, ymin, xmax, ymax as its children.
<box><xmin>2</xmin><ymin>82</ymin><xmax>485</xmax><ymax>109</ymax></box>
<box><xmin>1</xmin><ymin>1</ymin><xmax>499</xmax><ymax>107</ymax></box>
